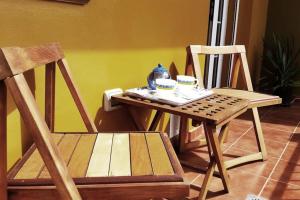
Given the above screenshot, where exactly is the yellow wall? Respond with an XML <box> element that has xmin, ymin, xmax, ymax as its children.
<box><xmin>246</xmin><ymin>0</ymin><xmax>269</xmax><ymax>88</ymax></box>
<box><xmin>0</xmin><ymin>0</ymin><xmax>210</xmax><ymax>168</ymax></box>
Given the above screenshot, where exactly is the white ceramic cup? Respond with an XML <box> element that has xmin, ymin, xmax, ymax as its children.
<box><xmin>176</xmin><ymin>75</ymin><xmax>198</xmax><ymax>89</ymax></box>
<box><xmin>155</xmin><ymin>78</ymin><xmax>177</xmax><ymax>93</ymax></box>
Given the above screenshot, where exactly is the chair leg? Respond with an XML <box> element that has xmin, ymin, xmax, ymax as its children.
<box><xmin>5</xmin><ymin>75</ymin><xmax>82</xmax><ymax>200</ymax></box>
<box><xmin>220</xmin><ymin>124</ymin><xmax>230</xmax><ymax>146</ymax></box>
<box><xmin>252</xmin><ymin>107</ymin><xmax>267</xmax><ymax>160</ymax></box>
<box><xmin>0</xmin><ymin>81</ymin><xmax>7</xmax><ymax>200</ymax></box>
<box><xmin>179</xmin><ymin>117</ymin><xmax>189</xmax><ymax>153</ymax></box>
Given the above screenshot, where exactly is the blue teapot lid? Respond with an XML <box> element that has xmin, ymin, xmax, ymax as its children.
<box><xmin>153</xmin><ymin>63</ymin><xmax>168</xmax><ymax>73</ymax></box>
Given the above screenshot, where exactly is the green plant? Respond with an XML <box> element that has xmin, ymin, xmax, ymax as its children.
<box><xmin>260</xmin><ymin>33</ymin><xmax>300</xmax><ymax>92</ymax></box>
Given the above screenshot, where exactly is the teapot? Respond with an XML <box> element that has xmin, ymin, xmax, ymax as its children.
<box><xmin>147</xmin><ymin>64</ymin><xmax>170</xmax><ymax>90</ymax></box>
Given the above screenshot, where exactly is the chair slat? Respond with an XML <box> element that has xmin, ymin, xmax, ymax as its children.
<box><xmin>15</xmin><ymin>134</ymin><xmax>63</xmax><ymax>179</ymax></box>
<box><xmin>146</xmin><ymin>133</ymin><xmax>174</xmax><ymax>175</ymax></box>
<box><xmin>189</xmin><ymin>45</ymin><xmax>246</xmax><ymax>55</ymax></box>
<box><xmin>57</xmin><ymin>59</ymin><xmax>97</xmax><ymax>133</ymax></box>
<box><xmin>109</xmin><ymin>134</ymin><xmax>131</xmax><ymax>176</ymax></box>
<box><xmin>45</xmin><ymin>62</ymin><xmax>56</xmax><ymax>132</ymax></box>
<box><xmin>0</xmin><ymin>43</ymin><xmax>63</xmax><ymax>80</ymax></box>
<box><xmin>67</xmin><ymin>134</ymin><xmax>97</xmax><ymax>177</ymax></box>
<box><xmin>130</xmin><ymin>133</ymin><xmax>153</xmax><ymax>176</ymax></box>
<box><xmin>39</xmin><ymin>134</ymin><xmax>81</xmax><ymax>178</ymax></box>
<box><xmin>86</xmin><ymin>134</ymin><xmax>113</xmax><ymax>177</ymax></box>
<box><xmin>230</xmin><ymin>55</ymin><xmax>241</xmax><ymax>88</ymax></box>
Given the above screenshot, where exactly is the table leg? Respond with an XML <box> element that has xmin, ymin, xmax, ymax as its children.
<box><xmin>127</xmin><ymin>106</ymin><xmax>147</xmax><ymax>131</ymax></box>
<box><xmin>198</xmin><ymin>161</ymin><xmax>217</xmax><ymax>200</ymax></box>
<box><xmin>198</xmin><ymin>123</ymin><xmax>230</xmax><ymax>200</ymax></box>
<box><xmin>148</xmin><ymin>110</ymin><xmax>163</xmax><ymax>131</ymax></box>
<box><xmin>206</xmin><ymin>123</ymin><xmax>230</xmax><ymax>192</ymax></box>
<box><xmin>179</xmin><ymin>117</ymin><xmax>189</xmax><ymax>153</ymax></box>
<box><xmin>203</xmin><ymin>123</ymin><xmax>213</xmax><ymax>160</ymax></box>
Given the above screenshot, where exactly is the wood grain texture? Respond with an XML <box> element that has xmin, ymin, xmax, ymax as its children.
<box><xmin>7</xmin><ymin>132</ymin><xmax>188</xmax><ymax>199</ymax></box>
<box><xmin>160</xmin><ymin>133</ymin><xmax>185</xmax><ymax>177</ymax></box>
<box><xmin>57</xmin><ymin>59</ymin><xmax>97</xmax><ymax>133</ymax></box>
<box><xmin>252</xmin><ymin>107</ymin><xmax>267</xmax><ymax>160</ymax></box>
<box><xmin>148</xmin><ymin>111</ymin><xmax>163</xmax><ymax>131</ymax></box>
<box><xmin>130</xmin><ymin>133</ymin><xmax>153</xmax><ymax>176</ymax></box>
<box><xmin>109</xmin><ymin>134</ymin><xmax>131</xmax><ymax>176</ymax></box>
<box><xmin>230</xmin><ymin>56</ymin><xmax>241</xmax><ymax>88</ymax></box>
<box><xmin>52</xmin><ymin>0</ymin><xmax>90</xmax><ymax>5</ymax></box>
<box><xmin>128</xmin><ymin>106</ymin><xmax>147</xmax><ymax>131</ymax></box>
<box><xmin>240</xmin><ymin>52</ymin><xmax>254</xmax><ymax>91</ymax></box>
<box><xmin>179</xmin><ymin>117</ymin><xmax>189</xmax><ymax>153</ymax></box>
<box><xmin>7</xmin><ymin>182</ymin><xmax>189</xmax><ymax>200</ymax></box>
<box><xmin>86</xmin><ymin>134</ymin><xmax>113</xmax><ymax>177</ymax></box>
<box><xmin>206</xmin><ymin>125</ymin><xmax>230</xmax><ymax>192</ymax></box>
<box><xmin>114</xmin><ymin>93</ymin><xmax>249</xmax><ymax>125</ymax></box>
<box><xmin>5</xmin><ymin>74</ymin><xmax>82</xmax><ymax>200</ymax></box>
<box><xmin>68</xmin><ymin>134</ymin><xmax>96</xmax><ymax>177</ymax></box>
<box><xmin>45</xmin><ymin>62</ymin><xmax>56</xmax><ymax>132</ymax></box>
<box><xmin>198</xmin><ymin>161</ymin><xmax>217</xmax><ymax>200</ymax></box>
<box><xmin>39</xmin><ymin>134</ymin><xmax>81</xmax><ymax>178</ymax></box>
<box><xmin>0</xmin><ymin>81</ymin><xmax>7</xmax><ymax>200</ymax></box>
<box><xmin>189</xmin><ymin>45</ymin><xmax>246</xmax><ymax>55</ymax></box>
<box><xmin>15</xmin><ymin>134</ymin><xmax>63</xmax><ymax>179</ymax></box>
<box><xmin>212</xmin><ymin>88</ymin><xmax>281</xmax><ymax>107</ymax></box>
<box><xmin>146</xmin><ymin>133</ymin><xmax>173</xmax><ymax>175</ymax></box>
<box><xmin>0</xmin><ymin>43</ymin><xmax>64</xmax><ymax>80</ymax></box>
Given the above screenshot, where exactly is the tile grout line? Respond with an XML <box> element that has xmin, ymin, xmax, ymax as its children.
<box><xmin>187</xmin><ymin>108</ymin><xmax>277</xmax><ymax>192</ymax></box>
<box><xmin>261</xmin><ymin>125</ymin><xmax>296</xmax><ymax>134</ymax></box>
<box><xmin>191</xmin><ymin>174</ymin><xmax>202</xmax><ymax>184</ymax></box>
<box><xmin>224</xmin><ymin>125</ymin><xmax>253</xmax><ymax>153</ymax></box>
<box><xmin>258</xmin><ymin>120</ymin><xmax>300</xmax><ymax>197</ymax></box>
<box><xmin>268</xmin><ymin>178</ymin><xmax>300</xmax><ymax>187</ymax></box>
<box><xmin>224</xmin><ymin>108</ymin><xmax>274</xmax><ymax>153</ymax></box>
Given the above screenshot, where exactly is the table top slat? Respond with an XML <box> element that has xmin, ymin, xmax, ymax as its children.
<box><xmin>113</xmin><ymin>93</ymin><xmax>249</xmax><ymax>125</ymax></box>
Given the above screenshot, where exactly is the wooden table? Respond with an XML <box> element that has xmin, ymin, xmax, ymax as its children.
<box><xmin>113</xmin><ymin>93</ymin><xmax>249</xmax><ymax>199</ymax></box>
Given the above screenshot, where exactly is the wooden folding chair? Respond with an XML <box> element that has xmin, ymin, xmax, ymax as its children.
<box><xmin>0</xmin><ymin>43</ymin><xmax>189</xmax><ymax>200</ymax></box>
<box><xmin>184</xmin><ymin>45</ymin><xmax>281</xmax><ymax>167</ymax></box>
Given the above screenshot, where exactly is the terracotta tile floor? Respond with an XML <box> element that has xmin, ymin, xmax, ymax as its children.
<box><xmin>179</xmin><ymin>101</ymin><xmax>300</xmax><ymax>200</ymax></box>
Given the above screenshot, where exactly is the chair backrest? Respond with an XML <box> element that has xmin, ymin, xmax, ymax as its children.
<box><xmin>185</xmin><ymin>45</ymin><xmax>254</xmax><ymax>92</ymax></box>
<box><xmin>0</xmin><ymin>43</ymin><xmax>100</xmax><ymax>199</ymax></box>
<box><xmin>0</xmin><ymin>43</ymin><xmax>97</xmax><ymax>132</ymax></box>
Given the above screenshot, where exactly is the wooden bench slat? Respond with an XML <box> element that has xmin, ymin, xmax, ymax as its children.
<box><xmin>86</xmin><ymin>134</ymin><xmax>113</xmax><ymax>177</ymax></box>
<box><xmin>146</xmin><ymin>133</ymin><xmax>174</xmax><ymax>175</ymax></box>
<box><xmin>109</xmin><ymin>134</ymin><xmax>131</xmax><ymax>176</ymax></box>
<box><xmin>39</xmin><ymin>134</ymin><xmax>81</xmax><ymax>178</ymax></box>
<box><xmin>15</xmin><ymin>134</ymin><xmax>63</xmax><ymax>179</ymax></box>
<box><xmin>130</xmin><ymin>133</ymin><xmax>153</xmax><ymax>176</ymax></box>
<box><xmin>67</xmin><ymin>134</ymin><xmax>97</xmax><ymax>177</ymax></box>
